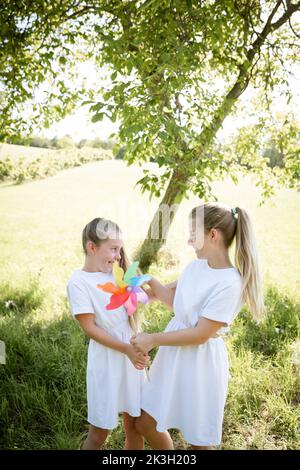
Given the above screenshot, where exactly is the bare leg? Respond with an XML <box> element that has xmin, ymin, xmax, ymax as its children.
<box><xmin>123</xmin><ymin>412</ymin><xmax>144</xmax><ymax>450</ymax></box>
<box><xmin>81</xmin><ymin>424</ymin><xmax>109</xmax><ymax>450</ymax></box>
<box><xmin>135</xmin><ymin>410</ymin><xmax>174</xmax><ymax>450</ymax></box>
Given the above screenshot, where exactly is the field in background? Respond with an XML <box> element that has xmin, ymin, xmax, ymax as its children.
<box><xmin>0</xmin><ymin>143</ymin><xmax>55</xmax><ymax>161</ymax></box>
<box><xmin>0</xmin><ymin>157</ymin><xmax>299</xmax><ymax>301</ymax></box>
<box><xmin>0</xmin><ymin>143</ymin><xmax>113</xmax><ymax>184</ymax></box>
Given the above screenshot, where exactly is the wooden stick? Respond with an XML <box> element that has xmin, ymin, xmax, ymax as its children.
<box><xmin>131</xmin><ymin>315</ymin><xmax>150</xmax><ymax>382</ymax></box>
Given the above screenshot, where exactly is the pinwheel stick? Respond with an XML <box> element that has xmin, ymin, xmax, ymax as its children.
<box><xmin>129</xmin><ymin>315</ymin><xmax>149</xmax><ymax>381</ymax></box>
<box><xmin>130</xmin><ymin>315</ymin><xmax>138</xmax><ymax>336</ymax></box>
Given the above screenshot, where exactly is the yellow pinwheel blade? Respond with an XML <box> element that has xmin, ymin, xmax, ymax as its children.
<box><xmin>112</xmin><ymin>261</ymin><xmax>127</xmax><ymax>288</ymax></box>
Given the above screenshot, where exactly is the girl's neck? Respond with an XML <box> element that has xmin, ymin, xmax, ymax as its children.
<box><xmin>82</xmin><ymin>260</ymin><xmax>101</xmax><ymax>273</ymax></box>
<box><xmin>197</xmin><ymin>250</ymin><xmax>233</xmax><ymax>269</ymax></box>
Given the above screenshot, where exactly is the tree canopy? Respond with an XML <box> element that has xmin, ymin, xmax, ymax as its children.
<box><xmin>1</xmin><ymin>0</ymin><xmax>299</xmax><ymax>267</ymax></box>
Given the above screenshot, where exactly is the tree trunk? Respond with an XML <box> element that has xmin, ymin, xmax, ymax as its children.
<box><xmin>136</xmin><ymin>167</ymin><xmax>188</xmax><ymax>271</ymax></box>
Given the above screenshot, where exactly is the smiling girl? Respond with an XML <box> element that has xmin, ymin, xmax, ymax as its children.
<box><xmin>67</xmin><ymin>218</ymin><xmax>149</xmax><ymax>450</ymax></box>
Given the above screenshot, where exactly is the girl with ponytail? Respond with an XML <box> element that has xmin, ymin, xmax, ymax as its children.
<box><xmin>131</xmin><ymin>203</ymin><xmax>264</xmax><ymax>450</ymax></box>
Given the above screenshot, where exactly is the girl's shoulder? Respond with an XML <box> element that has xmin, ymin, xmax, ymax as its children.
<box><xmin>181</xmin><ymin>258</ymin><xmax>241</xmax><ymax>285</ymax></box>
<box><xmin>68</xmin><ymin>269</ymin><xmax>85</xmax><ymax>285</ymax></box>
<box><xmin>67</xmin><ymin>269</ymin><xmax>112</xmax><ymax>287</ymax></box>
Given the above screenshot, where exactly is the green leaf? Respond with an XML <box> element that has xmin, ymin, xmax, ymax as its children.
<box><xmin>59</xmin><ymin>56</ymin><xmax>67</xmax><ymax>66</ymax></box>
<box><xmin>91</xmin><ymin>113</ymin><xmax>104</xmax><ymax>123</ymax></box>
<box><xmin>81</xmin><ymin>100</ymin><xmax>95</xmax><ymax>107</ymax></box>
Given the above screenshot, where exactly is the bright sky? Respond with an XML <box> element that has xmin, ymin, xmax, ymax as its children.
<box><xmin>44</xmin><ymin>108</ymin><xmax>120</xmax><ymax>142</ymax></box>
<box><xmin>42</xmin><ymin>61</ymin><xmax>300</xmax><ymax>143</ymax></box>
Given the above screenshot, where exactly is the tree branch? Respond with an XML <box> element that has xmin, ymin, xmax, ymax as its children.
<box><xmin>66</xmin><ymin>5</ymin><xmax>97</xmax><ymax>21</ymax></box>
<box><xmin>248</xmin><ymin>0</ymin><xmax>283</xmax><ymax>62</ymax></box>
<box><xmin>196</xmin><ymin>0</ymin><xmax>300</xmax><ymax>151</ymax></box>
<box><xmin>271</xmin><ymin>0</ymin><xmax>300</xmax><ymax>30</ymax></box>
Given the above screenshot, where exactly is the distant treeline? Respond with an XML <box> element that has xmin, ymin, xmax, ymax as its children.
<box><xmin>3</xmin><ymin>135</ymin><xmax>289</xmax><ymax>168</ymax></box>
<box><xmin>4</xmin><ymin>135</ymin><xmax>116</xmax><ymax>151</ymax></box>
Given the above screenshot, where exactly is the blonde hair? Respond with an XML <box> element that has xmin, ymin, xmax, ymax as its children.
<box><xmin>82</xmin><ymin>218</ymin><xmax>141</xmax><ymax>331</ymax></box>
<box><xmin>191</xmin><ymin>203</ymin><xmax>264</xmax><ymax>320</ymax></box>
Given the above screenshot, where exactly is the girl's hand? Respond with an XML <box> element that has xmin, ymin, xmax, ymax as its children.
<box><xmin>130</xmin><ymin>333</ymin><xmax>155</xmax><ymax>355</ymax></box>
<box><xmin>125</xmin><ymin>344</ymin><xmax>150</xmax><ymax>370</ymax></box>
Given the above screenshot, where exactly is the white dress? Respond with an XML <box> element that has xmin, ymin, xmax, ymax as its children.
<box><xmin>141</xmin><ymin>258</ymin><xmax>243</xmax><ymax>446</ymax></box>
<box><xmin>67</xmin><ymin>269</ymin><xmax>146</xmax><ymax>429</ymax></box>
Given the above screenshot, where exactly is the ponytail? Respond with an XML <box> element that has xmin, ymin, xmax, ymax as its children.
<box><xmin>234</xmin><ymin>207</ymin><xmax>264</xmax><ymax>321</ymax></box>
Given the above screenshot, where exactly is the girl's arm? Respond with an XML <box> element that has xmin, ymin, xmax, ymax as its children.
<box><xmin>164</xmin><ymin>280</ymin><xmax>178</xmax><ymax>290</ymax></box>
<box><xmin>76</xmin><ymin>313</ymin><xmax>149</xmax><ymax>369</ymax></box>
<box><xmin>146</xmin><ymin>278</ymin><xmax>177</xmax><ymax>308</ymax></box>
<box><xmin>131</xmin><ymin>317</ymin><xmax>226</xmax><ymax>354</ymax></box>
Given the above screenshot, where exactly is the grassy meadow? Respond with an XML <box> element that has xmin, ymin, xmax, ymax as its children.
<box><xmin>0</xmin><ymin>145</ymin><xmax>299</xmax><ymax>449</ymax></box>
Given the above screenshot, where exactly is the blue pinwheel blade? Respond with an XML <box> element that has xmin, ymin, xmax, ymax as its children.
<box><xmin>130</xmin><ymin>274</ymin><xmax>152</xmax><ymax>287</ymax></box>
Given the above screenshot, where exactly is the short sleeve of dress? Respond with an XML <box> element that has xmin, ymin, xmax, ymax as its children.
<box><xmin>200</xmin><ymin>282</ymin><xmax>242</xmax><ymax>326</ymax></box>
<box><xmin>67</xmin><ymin>280</ymin><xmax>95</xmax><ymax>316</ymax></box>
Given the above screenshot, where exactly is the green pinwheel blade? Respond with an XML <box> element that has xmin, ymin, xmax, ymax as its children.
<box><xmin>124</xmin><ymin>261</ymin><xmax>139</xmax><ymax>284</ymax></box>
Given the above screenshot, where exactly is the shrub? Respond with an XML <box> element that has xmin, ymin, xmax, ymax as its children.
<box><xmin>0</xmin><ymin>148</ymin><xmax>114</xmax><ymax>184</ymax></box>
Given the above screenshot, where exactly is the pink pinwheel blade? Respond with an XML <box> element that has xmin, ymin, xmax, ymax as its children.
<box><xmin>106</xmin><ymin>291</ymin><xmax>130</xmax><ymax>310</ymax></box>
<box><xmin>124</xmin><ymin>292</ymin><xmax>137</xmax><ymax>316</ymax></box>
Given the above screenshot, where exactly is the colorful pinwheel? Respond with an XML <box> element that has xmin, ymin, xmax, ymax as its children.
<box><xmin>97</xmin><ymin>261</ymin><xmax>151</xmax><ymax>316</ymax></box>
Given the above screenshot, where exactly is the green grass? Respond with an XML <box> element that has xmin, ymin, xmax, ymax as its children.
<box><xmin>0</xmin><ymin>156</ymin><xmax>299</xmax><ymax>449</ymax></box>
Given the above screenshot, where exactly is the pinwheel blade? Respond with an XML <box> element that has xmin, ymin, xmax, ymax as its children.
<box><xmin>106</xmin><ymin>291</ymin><xmax>130</xmax><ymax>310</ymax></box>
<box><xmin>97</xmin><ymin>282</ymin><xmax>122</xmax><ymax>294</ymax></box>
<box><xmin>130</xmin><ymin>274</ymin><xmax>152</xmax><ymax>287</ymax></box>
<box><xmin>124</xmin><ymin>261</ymin><xmax>139</xmax><ymax>284</ymax></box>
<box><xmin>136</xmin><ymin>289</ymin><xmax>149</xmax><ymax>304</ymax></box>
<box><xmin>112</xmin><ymin>261</ymin><xmax>127</xmax><ymax>288</ymax></box>
<box><xmin>124</xmin><ymin>292</ymin><xmax>137</xmax><ymax>316</ymax></box>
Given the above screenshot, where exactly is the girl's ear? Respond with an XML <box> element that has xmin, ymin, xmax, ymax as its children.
<box><xmin>86</xmin><ymin>241</ymin><xmax>96</xmax><ymax>254</ymax></box>
<box><xmin>210</xmin><ymin>228</ymin><xmax>218</xmax><ymax>241</ymax></box>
